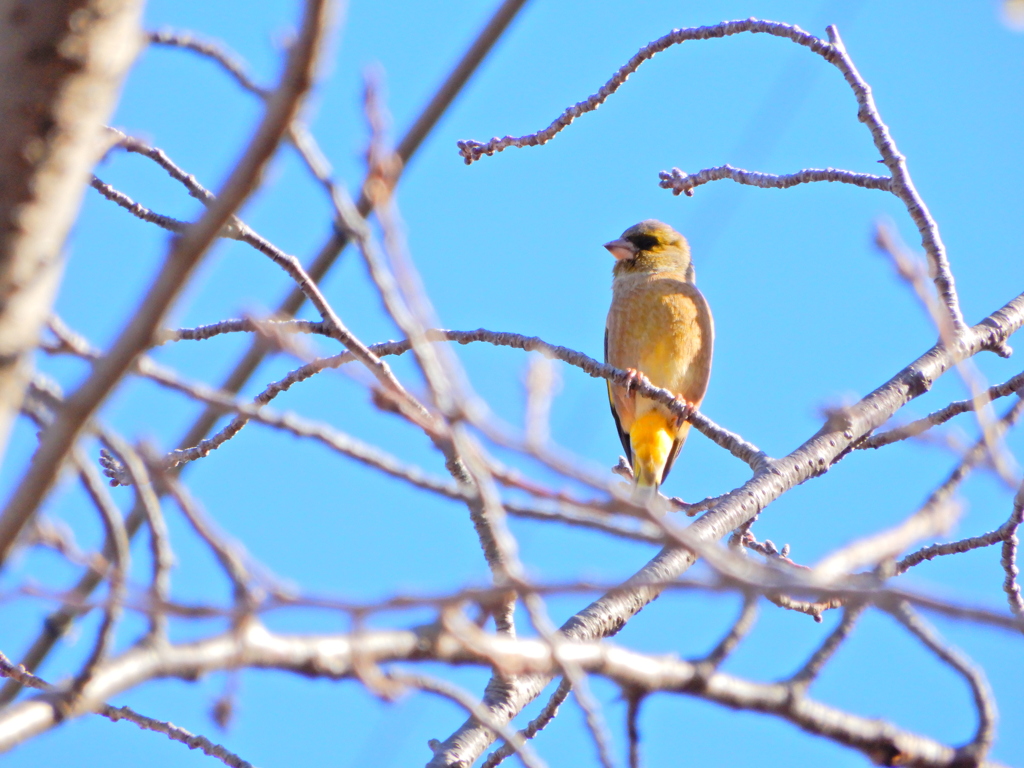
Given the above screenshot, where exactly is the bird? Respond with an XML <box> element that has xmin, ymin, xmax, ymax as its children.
<box><xmin>603</xmin><ymin>220</ymin><xmax>713</xmax><ymax>499</ymax></box>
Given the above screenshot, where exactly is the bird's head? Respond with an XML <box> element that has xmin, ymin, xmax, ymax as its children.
<box><xmin>605</xmin><ymin>220</ymin><xmax>693</xmax><ymax>280</ymax></box>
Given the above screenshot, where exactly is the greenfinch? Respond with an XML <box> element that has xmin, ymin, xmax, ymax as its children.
<box><xmin>604</xmin><ymin>220</ymin><xmax>713</xmax><ymax>497</ymax></box>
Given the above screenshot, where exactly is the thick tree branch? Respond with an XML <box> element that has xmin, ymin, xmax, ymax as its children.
<box><xmin>0</xmin><ymin>622</ymin><xmax>1007</xmax><ymax>767</ymax></box>
<box><xmin>428</xmin><ymin>293</ymin><xmax>1024</xmax><ymax>767</ymax></box>
<box><xmin>0</xmin><ymin>0</ymin><xmax>144</xmax><ymax>465</ymax></box>
<box><xmin>0</xmin><ymin>0</ymin><xmax>334</xmax><ymax>570</ymax></box>
<box><xmin>862</xmin><ymin>371</ymin><xmax>1024</xmax><ymax>449</ymax></box>
<box><xmin>0</xmin><ymin>1</ymin><xmax>533</xmax><ymax>694</ymax></box>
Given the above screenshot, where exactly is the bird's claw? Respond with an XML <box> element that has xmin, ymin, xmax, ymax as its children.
<box><xmin>623</xmin><ymin>368</ymin><xmax>642</xmax><ymax>391</ymax></box>
<box><xmin>672</xmin><ymin>398</ymin><xmax>697</xmax><ymax>426</ymax></box>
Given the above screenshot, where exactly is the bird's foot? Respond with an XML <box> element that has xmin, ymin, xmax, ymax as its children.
<box><xmin>673</xmin><ymin>398</ymin><xmax>697</xmax><ymax>426</ymax></box>
<box><xmin>622</xmin><ymin>367</ymin><xmax>643</xmax><ymax>392</ymax></box>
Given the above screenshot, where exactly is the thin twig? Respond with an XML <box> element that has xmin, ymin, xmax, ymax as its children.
<box><xmin>173</xmin><ymin>0</ymin><xmax>530</xmax><ymax>465</ymax></box>
<box><xmin>90</xmin><ymin>176</ymin><xmax>188</xmax><ymax>232</ymax></box>
<box><xmin>387</xmin><ymin>670</ymin><xmax>549</xmax><ymax>768</ymax></box>
<box><xmin>787</xmin><ymin>602</ymin><xmax>867</xmax><ymax>693</ymax></box>
<box><xmin>358</xmin><ymin>77</ymin><xmax>527</xmax><ymax>643</ymax></box>
<box><xmin>896</xmin><ymin>483</ymin><xmax>1024</xmax><ymax>576</ymax></box>
<box><xmin>816</xmin><ymin>397</ymin><xmax>1024</xmax><ymax>579</ymax></box>
<box><xmin>481</xmin><ymin>678</ymin><xmax>572</xmax><ymax>768</ymax></box>
<box><xmin>66</xmin><ymin>451</ymin><xmax>130</xmax><ymax>699</ymax></box>
<box><xmin>103</xmin><ymin>436</ymin><xmax>172</xmax><ymax>640</ymax></box>
<box><xmin>693</xmin><ymin>593</ymin><xmax>758</xmax><ymax>672</ymax></box>
<box><xmin>861</xmin><ymin>370</ymin><xmax>1024</xmax><ymax>449</ymax></box>
<box><xmin>458</xmin><ymin>19</ymin><xmax>835</xmax><ymax>164</ymax></box>
<box><xmin>888</xmin><ymin>601</ymin><xmax>996</xmax><ymax>764</ymax></box>
<box><xmin>1000</xmin><ymin>484</ymin><xmax>1024</xmax><ymax>618</ymax></box>
<box><xmin>44</xmin><ymin>318</ymin><xmax>465</xmax><ymax>502</ymax></box>
<box><xmin>103</xmin><ymin>705</ymin><xmax>256</xmax><ymax>768</ymax></box>
<box><xmin>156</xmin><ymin>325</ymin><xmax>768</xmax><ymax>474</ymax></box>
<box><xmin>0</xmin><ymin>649</ymin><xmax>257</xmax><ymax>768</ymax></box>
<box><xmin>825</xmin><ymin>26</ymin><xmax>963</xmax><ymax>331</ymax></box>
<box><xmin>626</xmin><ymin>690</ymin><xmax>643</xmax><ymax>768</ymax></box>
<box><xmin>872</xmin><ymin>220</ymin><xmax>1017</xmax><ymax>484</ymax></box>
<box><xmin>0</xmin><ymin>393</ymin><xmax>149</xmax><ymax>705</ymax></box>
<box><xmin>98</xmin><ymin>133</ymin><xmax>434</xmax><ymax>428</ymax></box>
<box><xmin>148</xmin><ymin>455</ymin><xmax>254</xmax><ymax>609</ymax></box>
<box><xmin>0</xmin><ymin>0</ymin><xmax>334</xmax><ymax>569</ymax></box>
<box><xmin>148</xmin><ymin>29</ymin><xmax>268</xmax><ymax>96</ymax></box>
<box><xmin>659</xmin><ymin>164</ymin><xmax>891</xmax><ymax>197</ymax></box>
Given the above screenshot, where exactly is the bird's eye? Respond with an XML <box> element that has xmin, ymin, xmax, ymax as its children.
<box><xmin>628</xmin><ymin>234</ymin><xmax>659</xmax><ymax>251</ymax></box>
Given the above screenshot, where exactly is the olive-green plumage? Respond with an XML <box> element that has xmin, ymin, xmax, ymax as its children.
<box><xmin>603</xmin><ymin>220</ymin><xmax>713</xmax><ymax>494</ymax></box>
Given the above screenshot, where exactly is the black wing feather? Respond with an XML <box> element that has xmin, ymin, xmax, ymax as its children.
<box><xmin>605</xmin><ymin>328</ymin><xmax>632</xmax><ymax>466</ymax></box>
<box><xmin>661</xmin><ymin>438</ymin><xmax>683</xmax><ymax>483</ymax></box>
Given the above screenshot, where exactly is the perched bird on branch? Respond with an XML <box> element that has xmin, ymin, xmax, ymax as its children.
<box><xmin>604</xmin><ymin>220</ymin><xmax>714</xmax><ymax>498</ymax></box>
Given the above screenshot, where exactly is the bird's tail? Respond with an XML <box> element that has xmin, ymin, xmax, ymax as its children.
<box><xmin>629</xmin><ymin>411</ymin><xmax>675</xmax><ymax>499</ymax></box>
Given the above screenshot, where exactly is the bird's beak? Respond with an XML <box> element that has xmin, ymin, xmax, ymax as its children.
<box><xmin>604</xmin><ymin>238</ymin><xmax>636</xmax><ymax>261</ymax></box>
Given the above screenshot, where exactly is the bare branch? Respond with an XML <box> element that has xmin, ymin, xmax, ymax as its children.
<box><xmin>659</xmin><ymin>164</ymin><xmax>891</xmax><ymax>197</ymax></box>
<box><xmin>102</xmin><ymin>436</ymin><xmax>172</xmax><ymax>640</ymax></box>
<box><xmin>816</xmin><ymin>397</ymin><xmax>1024</xmax><ymax>579</ymax></box>
<box><xmin>0</xmin><ymin>622</ymin><xmax>1008</xmax><ymax>767</ymax></box>
<box><xmin>481</xmin><ymin>678</ymin><xmax>571</xmax><ymax>768</ymax></box>
<box><xmin>861</xmin><ymin>370</ymin><xmax>1024</xmax><ymax>449</ymax></box>
<box><xmin>1000</xmin><ymin>484</ymin><xmax>1024</xmax><ymax>618</ymax></box>
<box><xmin>102</xmin><ymin>705</ymin><xmax>257</xmax><ymax>768</ymax></box>
<box><xmin>460</xmin><ymin>17</ymin><xmax>964</xmax><ymax>329</ymax></box>
<box><xmin>872</xmin><ymin>220</ymin><xmax>1018</xmax><ymax>485</ymax></box>
<box><xmin>160</xmin><ymin>324</ymin><xmax>769</xmax><ymax>472</ymax></box>
<box><xmin>388</xmin><ymin>670</ymin><xmax>548</xmax><ymax>768</ymax></box>
<box><xmin>148</xmin><ymin>28</ymin><xmax>269</xmax><ymax>97</ymax></box>
<box><xmin>4</xmin><ymin>7</ymin><xmax>1021</xmax><ymax>766</ymax></box>
<box><xmin>158</xmin><ymin>318</ymin><xmax>324</xmax><ymax>344</ymax></box>
<box><xmin>89</xmin><ymin>176</ymin><xmax>188</xmax><ymax>232</ymax></box>
<box><xmin>0</xmin><ymin>410</ymin><xmax>150</xmax><ymax>705</ymax></box>
<box><xmin>149</xmin><ymin>458</ymin><xmax>254</xmax><ymax>609</ymax></box>
<box><xmin>0</xmin><ymin>0</ymin><xmax>144</xmax><ymax>465</ymax></box>
<box><xmin>0</xmin><ymin>4</ymin><xmax>516</xmax><ymax>677</ymax></box>
<box><xmin>786</xmin><ymin>602</ymin><xmax>867</xmax><ymax>693</ymax></box>
<box><xmin>457</xmin><ymin>19</ymin><xmax>835</xmax><ymax>164</ymax></box>
<box><xmin>888</xmin><ymin>602</ymin><xmax>996</xmax><ymax>764</ymax></box>
<box><xmin>0</xmin><ymin>649</ymin><xmax>257</xmax><ymax>768</ymax></box>
<box><xmin>429</xmin><ymin>292</ymin><xmax>1024</xmax><ymax>767</ymax></box>
<box><xmin>693</xmin><ymin>593</ymin><xmax>758</xmax><ymax>673</ymax></box>
<box><xmin>65</xmin><ymin>450</ymin><xmax>130</xmax><ymax>700</ymax></box>
<box><xmin>42</xmin><ymin>318</ymin><xmax>464</xmax><ymax>502</ymax></box>
<box><xmin>825</xmin><ymin>25</ymin><xmax>964</xmax><ymax>330</ymax></box>
<box><xmin>0</xmin><ymin>0</ymin><xmax>334</xmax><ymax>569</ymax></box>
<box><xmin>175</xmin><ymin>0</ymin><xmax>531</xmax><ymax>458</ymax></box>
<box><xmin>501</xmin><ymin>501</ymin><xmax>664</xmax><ymax>545</ymax></box>
<box><xmin>625</xmin><ymin>690</ymin><xmax>643</xmax><ymax>768</ymax></box>
<box><xmin>898</xmin><ymin>529</ymin><xmax>1007</xmax><ymax>574</ymax></box>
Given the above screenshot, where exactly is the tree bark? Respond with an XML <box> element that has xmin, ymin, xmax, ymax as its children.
<box><xmin>0</xmin><ymin>0</ymin><xmax>145</xmax><ymax>463</ymax></box>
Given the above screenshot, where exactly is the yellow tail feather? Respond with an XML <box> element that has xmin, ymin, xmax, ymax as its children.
<box><xmin>630</xmin><ymin>411</ymin><xmax>675</xmax><ymax>493</ymax></box>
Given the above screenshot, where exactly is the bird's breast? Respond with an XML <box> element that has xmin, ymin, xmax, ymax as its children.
<box><xmin>606</xmin><ymin>272</ymin><xmax>713</xmax><ymax>402</ymax></box>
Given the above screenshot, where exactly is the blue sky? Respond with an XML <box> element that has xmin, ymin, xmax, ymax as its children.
<box><xmin>1</xmin><ymin>1</ymin><xmax>1023</xmax><ymax>766</ymax></box>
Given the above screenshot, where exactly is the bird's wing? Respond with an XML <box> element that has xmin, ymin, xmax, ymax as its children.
<box><xmin>657</xmin><ymin>282</ymin><xmax>712</xmax><ymax>482</ymax></box>
<box><xmin>660</xmin><ymin>425</ymin><xmax>688</xmax><ymax>483</ymax></box>
<box><xmin>605</xmin><ymin>328</ymin><xmax>632</xmax><ymax>464</ymax></box>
